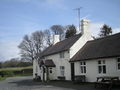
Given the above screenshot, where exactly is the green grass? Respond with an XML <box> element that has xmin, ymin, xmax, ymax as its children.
<box><xmin>0</xmin><ymin>77</ymin><xmax>6</xmax><ymax>81</ymax></box>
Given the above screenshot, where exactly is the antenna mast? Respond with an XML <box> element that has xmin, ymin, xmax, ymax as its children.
<box><xmin>74</xmin><ymin>7</ymin><xmax>82</xmax><ymax>31</ymax></box>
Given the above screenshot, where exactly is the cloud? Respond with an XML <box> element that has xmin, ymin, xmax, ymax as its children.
<box><xmin>90</xmin><ymin>22</ymin><xmax>103</xmax><ymax>37</ymax></box>
<box><xmin>0</xmin><ymin>41</ymin><xmax>20</xmax><ymax>61</ymax></box>
<box><xmin>113</xmin><ymin>28</ymin><xmax>120</xmax><ymax>34</ymax></box>
<box><xmin>90</xmin><ymin>22</ymin><xmax>120</xmax><ymax>37</ymax></box>
<box><xmin>35</xmin><ymin>0</ymin><xmax>67</xmax><ymax>10</ymax></box>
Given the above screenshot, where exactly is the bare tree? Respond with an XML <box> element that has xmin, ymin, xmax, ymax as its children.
<box><xmin>50</xmin><ymin>25</ymin><xmax>65</xmax><ymax>40</ymax></box>
<box><xmin>18</xmin><ymin>30</ymin><xmax>52</xmax><ymax>62</ymax></box>
<box><xmin>44</xmin><ymin>29</ymin><xmax>52</xmax><ymax>46</ymax></box>
<box><xmin>18</xmin><ymin>35</ymin><xmax>34</xmax><ymax>62</ymax></box>
<box><xmin>31</xmin><ymin>31</ymin><xmax>45</xmax><ymax>60</ymax></box>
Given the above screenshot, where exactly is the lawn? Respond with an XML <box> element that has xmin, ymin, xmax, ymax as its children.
<box><xmin>0</xmin><ymin>66</ymin><xmax>33</xmax><ymax>81</ymax></box>
<box><xmin>0</xmin><ymin>77</ymin><xmax>6</xmax><ymax>81</ymax></box>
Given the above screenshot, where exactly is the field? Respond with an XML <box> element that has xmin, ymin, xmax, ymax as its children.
<box><xmin>0</xmin><ymin>66</ymin><xmax>33</xmax><ymax>81</ymax></box>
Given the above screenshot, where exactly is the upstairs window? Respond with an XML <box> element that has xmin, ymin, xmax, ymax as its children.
<box><xmin>60</xmin><ymin>52</ymin><xmax>64</xmax><ymax>58</ymax></box>
<box><xmin>117</xmin><ymin>58</ymin><xmax>120</xmax><ymax>70</ymax></box>
<box><xmin>80</xmin><ymin>61</ymin><xmax>86</xmax><ymax>73</ymax></box>
<box><xmin>98</xmin><ymin>60</ymin><xmax>106</xmax><ymax>74</ymax></box>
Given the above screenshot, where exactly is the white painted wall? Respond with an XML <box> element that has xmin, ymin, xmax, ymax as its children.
<box><xmin>45</xmin><ymin>51</ymin><xmax>71</xmax><ymax>80</ymax></box>
<box><xmin>70</xmin><ymin>34</ymin><xmax>93</xmax><ymax>59</ymax></box>
<box><xmin>70</xmin><ymin>19</ymin><xmax>93</xmax><ymax>58</ymax></box>
<box><xmin>33</xmin><ymin>19</ymin><xmax>94</xmax><ymax>81</ymax></box>
<box><xmin>53</xmin><ymin>35</ymin><xmax>60</xmax><ymax>45</ymax></box>
<box><xmin>33</xmin><ymin>59</ymin><xmax>41</xmax><ymax>79</ymax></box>
<box><xmin>74</xmin><ymin>58</ymin><xmax>120</xmax><ymax>82</ymax></box>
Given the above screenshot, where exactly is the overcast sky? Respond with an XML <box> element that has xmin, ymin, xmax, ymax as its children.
<box><xmin>0</xmin><ymin>0</ymin><xmax>120</xmax><ymax>61</ymax></box>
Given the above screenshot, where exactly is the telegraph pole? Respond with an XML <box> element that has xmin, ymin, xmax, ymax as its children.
<box><xmin>74</xmin><ymin>7</ymin><xmax>82</xmax><ymax>31</ymax></box>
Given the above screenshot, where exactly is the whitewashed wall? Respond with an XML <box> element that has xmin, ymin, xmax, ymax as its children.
<box><xmin>45</xmin><ymin>51</ymin><xmax>71</xmax><ymax>80</ymax></box>
<box><xmin>33</xmin><ymin>59</ymin><xmax>41</xmax><ymax>78</ymax></box>
<box><xmin>70</xmin><ymin>34</ymin><xmax>93</xmax><ymax>59</ymax></box>
<box><xmin>74</xmin><ymin>58</ymin><xmax>120</xmax><ymax>82</ymax></box>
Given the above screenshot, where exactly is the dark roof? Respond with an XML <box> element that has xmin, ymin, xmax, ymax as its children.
<box><xmin>44</xmin><ymin>60</ymin><xmax>56</xmax><ymax>67</ymax></box>
<box><xmin>70</xmin><ymin>33</ymin><xmax>120</xmax><ymax>62</ymax></box>
<box><xmin>39</xmin><ymin>59</ymin><xmax>56</xmax><ymax>67</ymax></box>
<box><xmin>41</xmin><ymin>34</ymin><xmax>82</xmax><ymax>57</ymax></box>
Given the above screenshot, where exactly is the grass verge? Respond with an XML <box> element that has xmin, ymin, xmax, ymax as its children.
<box><xmin>0</xmin><ymin>77</ymin><xmax>6</xmax><ymax>81</ymax></box>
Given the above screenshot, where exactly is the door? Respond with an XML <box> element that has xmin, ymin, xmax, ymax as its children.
<box><xmin>71</xmin><ymin>63</ymin><xmax>75</xmax><ymax>81</ymax></box>
<box><xmin>43</xmin><ymin>66</ymin><xmax>45</xmax><ymax>81</ymax></box>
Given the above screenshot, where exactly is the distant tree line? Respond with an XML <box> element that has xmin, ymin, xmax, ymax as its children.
<box><xmin>0</xmin><ymin>58</ymin><xmax>32</xmax><ymax>68</ymax></box>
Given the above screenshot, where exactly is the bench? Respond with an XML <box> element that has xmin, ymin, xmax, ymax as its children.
<box><xmin>57</xmin><ymin>76</ymin><xmax>65</xmax><ymax>80</ymax></box>
<box><xmin>74</xmin><ymin>75</ymin><xmax>86</xmax><ymax>83</ymax></box>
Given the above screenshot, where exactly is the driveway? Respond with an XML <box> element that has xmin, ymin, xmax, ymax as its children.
<box><xmin>0</xmin><ymin>76</ymin><xmax>119</xmax><ymax>90</ymax></box>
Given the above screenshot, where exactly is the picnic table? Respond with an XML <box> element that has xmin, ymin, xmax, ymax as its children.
<box><xmin>95</xmin><ymin>76</ymin><xmax>119</xmax><ymax>90</ymax></box>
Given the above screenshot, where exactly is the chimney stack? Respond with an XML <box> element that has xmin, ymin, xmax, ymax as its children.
<box><xmin>53</xmin><ymin>35</ymin><xmax>60</xmax><ymax>45</ymax></box>
<box><xmin>81</xmin><ymin>19</ymin><xmax>90</xmax><ymax>35</ymax></box>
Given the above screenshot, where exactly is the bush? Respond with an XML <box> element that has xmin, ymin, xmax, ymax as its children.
<box><xmin>0</xmin><ymin>70</ymin><xmax>14</xmax><ymax>77</ymax></box>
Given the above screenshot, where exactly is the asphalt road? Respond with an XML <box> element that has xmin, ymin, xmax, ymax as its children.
<box><xmin>0</xmin><ymin>76</ymin><xmax>119</xmax><ymax>90</ymax></box>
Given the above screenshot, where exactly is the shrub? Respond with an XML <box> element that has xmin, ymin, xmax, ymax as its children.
<box><xmin>0</xmin><ymin>70</ymin><xmax>14</xmax><ymax>77</ymax></box>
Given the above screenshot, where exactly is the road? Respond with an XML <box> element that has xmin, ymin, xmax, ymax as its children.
<box><xmin>0</xmin><ymin>76</ymin><xmax>119</xmax><ymax>90</ymax></box>
<box><xmin>0</xmin><ymin>76</ymin><xmax>76</xmax><ymax>90</ymax></box>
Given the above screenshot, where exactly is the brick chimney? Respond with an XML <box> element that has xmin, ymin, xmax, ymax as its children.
<box><xmin>53</xmin><ymin>35</ymin><xmax>60</xmax><ymax>45</ymax></box>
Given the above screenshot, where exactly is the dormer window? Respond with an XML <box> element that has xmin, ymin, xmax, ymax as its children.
<box><xmin>60</xmin><ymin>52</ymin><xmax>64</xmax><ymax>58</ymax></box>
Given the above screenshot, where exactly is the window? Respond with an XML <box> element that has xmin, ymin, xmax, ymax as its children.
<box><xmin>117</xmin><ymin>58</ymin><xmax>120</xmax><ymax>70</ymax></box>
<box><xmin>60</xmin><ymin>66</ymin><xmax>65</xmax><ymax>76</ymax></box>
<box><xmin>60</xmin><ymin>52</ymin><xmax>64</xmax><ymax>58</ymax></box>
<box><xmin>98</xmin><ymin>60</ymin><xmax>106</xmax><ymax>74</ymax></box>
<box><xmin>49</xmin><ymin>68</ymin><xmax>52</xmax><ymax>73</ymax></box>
<box><xmin>36</xmin><ymin>66</ymin><xmax>38</xmax><ymax>73</ymax></box>
<box><xmin>80</xmin><ymin>61</ymin><xmax>86</xmax><ymax>73</ymax></box>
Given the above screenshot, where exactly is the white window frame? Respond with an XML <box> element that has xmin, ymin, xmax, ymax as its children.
<box><xmin>117</xmin><ymin>58</ymin><xmax>120</xmax><ymax>70</ymax></box>
<box><xmin>49</xmin><ymin>68</ymin><xmax>52</xmax><ymax>73</ymax></box>
<box><xmin>80</xmin><ymin>61</ymin><xmax>86</xmax><ymax>74</ymax></box>
<box><xmin>60</xmin><ymin>66</ymin><xmax>65</xmax><ymax>76</ymax></box>
<box><xmin>60</xmin><ymin>52</ymin><xmax>64</xmax><ymax>58</ymax></box>
<box><xmin>98</xmin><ymin>60</ymin><xmax>106</xmax><ymax>74</ymax></box>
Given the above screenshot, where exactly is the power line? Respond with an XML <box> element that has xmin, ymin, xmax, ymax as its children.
<box><xmin>74</xmin><ymin>7</ymin><xmax>82</xmax><ymax>31</ymax></box>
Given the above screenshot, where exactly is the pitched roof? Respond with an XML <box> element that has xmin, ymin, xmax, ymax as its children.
<box><xmin>41</xmin><ymin>34</ymin><xmax>82</xmax><ymax>57</ymax></box>
<box><xmin>44</xmin><ymin>59</ymin><xmax>56</xmax><ymax>67</ymax></box>
<box><xmin>70</xmin><ymin>32</ymin><xmax>120</xmax><ymax>62</ymax></box>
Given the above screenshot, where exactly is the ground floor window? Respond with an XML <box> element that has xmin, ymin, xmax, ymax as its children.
<box><xmin>60</xmin><ymin>66</ymin><xmax>65</xmax><ymax>76</ymax></box>
<box><xmin>80</xmin><ymin>61</ymin><xmax>86</xmax><ymax>73</ymax></box>
<box><xmin>98</xmin><ymin>60</ymin><xmax>106</xmax><ymax>74</ymax></box>
<box><xmin>49</xmin><ymin>68</ymin><xmax>52</xmax><ymax>73</ymax></box>
<box><xmin>117</xmin><ymin>58</ymin><xmax>120</xmax><ymax>70</ymax></box>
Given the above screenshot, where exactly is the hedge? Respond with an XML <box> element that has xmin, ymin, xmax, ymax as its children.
<box><xmin>0</xmin><ymin>68</ymin><xmax>33</xmax><ymax>77</ymax></box>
